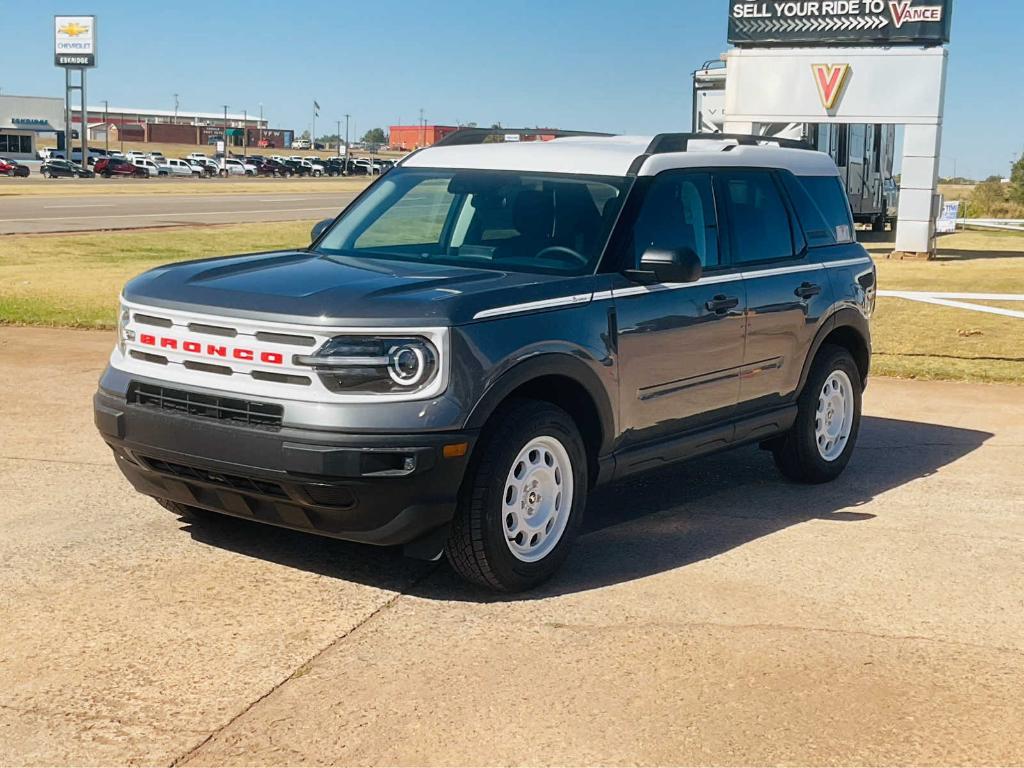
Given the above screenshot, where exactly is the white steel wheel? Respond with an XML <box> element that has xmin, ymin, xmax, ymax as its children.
<box><xmin>501</xmin><ymin>436</ymin><xmax>574</xmax><ymax>563</ymax></box>
<box><xmin>815</xmin><ymin>370</ymin><xmax>855</xmax><ymax>462</ymax></box>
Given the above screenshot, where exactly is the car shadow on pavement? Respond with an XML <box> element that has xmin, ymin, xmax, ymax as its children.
<box><xmin>178</xmin><ymin>415</ymin><xmax>991</xmax><ymax>600</ymax></box>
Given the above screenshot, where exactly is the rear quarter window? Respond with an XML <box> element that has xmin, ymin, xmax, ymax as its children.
<box><xmin>797</xmin><ymin>175</ymin><xmax>854</xmax><ymax>244</ymax></box>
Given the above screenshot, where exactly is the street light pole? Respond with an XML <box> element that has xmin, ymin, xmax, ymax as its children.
<box><xmin>243</xmin><ymin>109</ymin><xmax>247</xmax><ymax>157</ymax></box>
<box><xmin>419</xmin><ymin>107</ymin><xmax>425</xmax><ymax>148</ymax></box>
<box><xmin>344</xmin><ymin>114</ymin><xmax>350</xmax><ymax>169</ymax></box>
<box><xmin>103</xmin><ymin>99</ymin><xmax>108</xmax><ymax>153</ymax></box>
<box><xmin>259</xmin><ymin>102</ymin><xmax>263</xmax><ymax>147</ymax></box>
<box><xmin>173</xmin><ymin>93</ymin><xmax>179</xmax><ymax>123</ymax></box>
<box><xmin>336</xmin><ymin>119</ymin><xmax>342</xmax><ymax>156</ymax></box>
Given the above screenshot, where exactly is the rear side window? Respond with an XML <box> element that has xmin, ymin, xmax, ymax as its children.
<box><xmin>797</xmin><ymin>175</ymin><xmax>854</xmax><ymax>243</ymax></box>
<box><xmin>718</xmin><ymin>170</ymin><xmax>795</xmax><ymax>264</ymax></box>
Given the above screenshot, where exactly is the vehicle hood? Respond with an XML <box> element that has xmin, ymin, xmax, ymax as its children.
<box><xmin>122</xmin><ymin>249</ymin><xmax>593</xmax><ymax>327</ymax></box>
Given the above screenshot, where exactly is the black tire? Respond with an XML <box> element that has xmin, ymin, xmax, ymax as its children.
<box><xmin>446</xmin><ymin>399</ymin><xmax>588</xmax><ymax>592</ymax></box>
<box><xmin>871</xmin><ymin>215</ymin><xmax>885</xmax><ymax>233</ymax></box>
<box><xmin>772</xmin><ymin>344</ymin><xmax>862</xmax><ymax>484</ymax></box>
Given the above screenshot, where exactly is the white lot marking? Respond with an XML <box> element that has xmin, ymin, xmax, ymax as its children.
<box><xmin>0</xmin><ymin>206</ymin><xmax>341</xmax><ymax>223</ymax></box>
<box><xmin>879</xmin><ymin>290</ymin><xmax>1024</xmax><ymax>319</ymax></box>
<box><xmin>43</xmin><ymin>203</ymin><xmax>117</xmax><ymax>208</ymax></box>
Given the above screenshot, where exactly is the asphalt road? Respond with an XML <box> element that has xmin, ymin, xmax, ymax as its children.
<box><xmin>2</xmin><ymin>325</ymin><xmax>1023</xmax><ymax>765</ymax></box>
<box><xmin>0</xmin><ymin>190</ymin><xmax>357</xmax><ymax>234</ymax></box>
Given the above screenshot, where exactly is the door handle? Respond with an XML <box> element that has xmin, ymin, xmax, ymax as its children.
<box><xmin>795</xmin><ymin>282</ymin><xmax>822</xmax><ymax>299</ymax></box>
<box><xmin>705</xmin><ymin>295</ymin><xmax>739</xmax><ymax>313</ymax></box>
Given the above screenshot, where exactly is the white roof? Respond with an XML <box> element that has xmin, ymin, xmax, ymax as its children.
<box><xmin>86</xmin><ymin>106</ymin><xmax>264</xmax><ymax>122</ymax></box>
<box><xmin>403</xmin><ymin>135</ymin><xmax>840</xmax><ymax>178</ymax></box>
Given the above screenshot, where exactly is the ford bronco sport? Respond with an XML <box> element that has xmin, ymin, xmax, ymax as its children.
<box><xmin>94</xmin><ymin>129</ymin><xmax>876</xmax><ymax>592</ymax></box>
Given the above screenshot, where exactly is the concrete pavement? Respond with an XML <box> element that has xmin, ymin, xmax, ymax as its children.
<box><xmin>1</xmin><ymin>325</ymin><xmax>1022</xmax><ymax>765</ymax></box>
<box><xmin>0</xmin><ymin>190</ymin><xmax>357</xmax><ymax>234</ymax></box>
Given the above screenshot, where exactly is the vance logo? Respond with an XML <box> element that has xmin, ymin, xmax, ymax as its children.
<box><xmin>888</xmin><ymin>1</ymin><xmax>944</xmax><ymax>28</ymax></box>
<box><xmin>811</xmin><ymin>64</ymin><xmax>850</xmax><ymax>111</ymax></box>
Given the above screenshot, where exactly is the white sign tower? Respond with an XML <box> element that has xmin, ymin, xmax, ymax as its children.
<box><xmin>723</xmin><ymin>0</ymin><xmax>952</xmax><ymax>259</ymax></box>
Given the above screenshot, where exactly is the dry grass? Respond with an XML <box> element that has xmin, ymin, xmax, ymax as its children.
<box><xmin>865</xmin><ymin>230</ymin><xmax>1024</xmax><ymax>383</ymax></box>
<box><xmin>1</xmin><ymin>224</ymin><xmax>1022</xmax><ymax>383</ymax></box>
<box><xmin>0</xmin><ymin>222</ymin><xmax>311</xmax><ymax>328</ymax></box>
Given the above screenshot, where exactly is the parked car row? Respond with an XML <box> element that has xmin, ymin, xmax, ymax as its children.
<box><xmin>18</xmin><ymin>147</ymin><xmax>400</xmax><ymax>181</ymax></box>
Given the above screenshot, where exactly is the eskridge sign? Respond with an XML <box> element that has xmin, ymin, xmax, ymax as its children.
<box><xmin>54</xmin><ymin>15</ymin><xmax>97</xmax><ymax>67</ymax></box>
<box><xmin>729</xmin><ymin>0</ymin><xmax>951</xmax><ymax>46</ymax></box>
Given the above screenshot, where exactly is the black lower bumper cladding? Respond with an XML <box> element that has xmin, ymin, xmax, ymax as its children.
<box><xmin>94</xmin><ymin>388</ymin><xmax>475</xmax><ymax>548</ymax></box>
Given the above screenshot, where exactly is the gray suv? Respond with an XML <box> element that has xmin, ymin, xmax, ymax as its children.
<box><xmin>94</xmin><ymin>130</ymin><xmax>876</xmax><ymax>591</ymax></box>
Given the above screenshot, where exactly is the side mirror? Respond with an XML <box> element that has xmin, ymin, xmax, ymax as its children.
<box><xmin>310</xmin><ymin>218</ymin><xmax>333</xmax><ymax>243</ymax></box>
<box><xmin>628</xmin><ymin>247</ymin><xmax>703</xmax><ymax>284</ymax></box>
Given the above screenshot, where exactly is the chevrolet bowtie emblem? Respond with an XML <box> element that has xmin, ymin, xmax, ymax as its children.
<box><xmin>59</xmin><ymin>22</ymin><xmax>90</xmax><ymax>36</ymax></box>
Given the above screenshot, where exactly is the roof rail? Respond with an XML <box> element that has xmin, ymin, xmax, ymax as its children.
<box><xmin>433</xmin><ymin>128</ymin><xmax>615</xmax><ymax>147</ymax></box>
<box><xmin>645</xmin><ymin>133</ymin><xmax>813</xmax><ymax>154</ymax></box>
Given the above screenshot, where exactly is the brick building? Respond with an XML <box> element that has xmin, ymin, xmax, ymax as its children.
<box><xmin>388</xmin><ymin>124</ymin><xmax>460</xmax><ymax>150</ymax></box>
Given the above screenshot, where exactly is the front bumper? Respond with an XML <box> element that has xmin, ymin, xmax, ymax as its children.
<box><xmin>94</xmin><ymin>386</ymin><xmax>476</xmax><ymax>549</ymax></box>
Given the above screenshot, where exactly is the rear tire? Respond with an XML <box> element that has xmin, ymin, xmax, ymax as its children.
<box><xmin>446</xmin><ymin>399</ymin><xmax>587</xmax><ymax>592</ymax></box>
<box><xmin>871</xmin><ymin>215</ymin><xmax>885</xmax><ymax>233</ymax></box>
<box><xmin>772</xmin><ymin>344</ymin><xmax>862</xmax><ymax>484</ymax></box>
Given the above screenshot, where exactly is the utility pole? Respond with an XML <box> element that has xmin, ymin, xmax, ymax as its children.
<box><xmin>243</xmin><ymin>109</ymin><xmax>247</xmax><ymax>156</ymax></box>
<box><xmin>103</xmin><ymin>99</ymin><xmax>108</xmax><ymax>153</ymax></box>
<box><xmin>173</xmin><ymin>93</ymin><xmax>179</xmax><ymax>122</ymax></box>
<box><xmin>336</xmin><ymin>119</ymin><xmax>342</xmax><ymax>156</ymax></box>
<box><xmin>259</xmin><ymin>102</ymin><xmax>263</xmax><ymax>147</ymax></box>
<box><xmin>120</xmin><ymin>111</ymin><xmax>124</xmax><ymax>153</ymax></box>
<box><xmin>312</xmin><ymin>100</ymin><xmax>319</xmax><ymax>150</ymax></box>
<box><xmin>419</xmin><ymin>107</ymin><xmax>425</xmax><ymax>148</ymax></box>
<box><xmin>344</xmin><ymin>113</ymin><xmax>350</xmax><ymax>170</ymax></box>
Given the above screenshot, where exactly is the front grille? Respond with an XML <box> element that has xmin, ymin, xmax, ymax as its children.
<box><xmin>128</xmin><ymin>381</ymin><xmax>283</xmax><ymax>429</ymax></box>
<box><xmin>142</xmin><ymin>456</ymin><xmax>288</xmax><ymax>498</ymax></box>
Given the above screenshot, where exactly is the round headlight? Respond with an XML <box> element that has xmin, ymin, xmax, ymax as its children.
<box><xmin>388</xmin><ymin>344</ymin><xmax>427</xmax><ymax>386</ymax></box>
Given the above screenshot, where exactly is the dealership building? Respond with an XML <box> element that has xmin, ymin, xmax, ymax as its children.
<box><xmin>0</xmin><ymin>94</ymin><xmax>67</xmax><ymax>159</ymax></box>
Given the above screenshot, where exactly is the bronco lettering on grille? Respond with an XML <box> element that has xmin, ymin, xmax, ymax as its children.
<box><xmin>138</xmin><ymin>334</ymin><xmax>284</xmax><ymax>365</ymax></box>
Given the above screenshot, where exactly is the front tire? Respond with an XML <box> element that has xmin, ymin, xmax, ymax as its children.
<box><xmin>446</xmin><ymin>400</ymin><xmax>587</xmax><ymax>592</ymax></box>
<box><xmin>772</xmin><ymin>344</ymin><xmax>862</xmax><ymax>484</ymax></box>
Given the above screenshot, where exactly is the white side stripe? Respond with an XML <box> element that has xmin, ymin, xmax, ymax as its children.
<box><xmin>472</xmin><ymin>258</ymin><xmax>873</xmax><ymax>320</ymax></box>
<box><xmin>472</xmin><ymin>293</ymin><xmax>593</xmax><ymax>320</ymax></box>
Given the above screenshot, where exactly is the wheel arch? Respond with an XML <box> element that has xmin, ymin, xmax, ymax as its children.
<box><xmin>465</xmin><ymin>354</ymin><xmax>615</xmax><ymax>486</ymax></box>
<box><xmin>798</xmin><ymin>308</ymin><xmax>871</xmax><ymax>394</ymax></box>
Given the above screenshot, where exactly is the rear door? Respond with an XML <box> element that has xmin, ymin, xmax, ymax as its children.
<box><xmin>612</xmin><ymin>170</ymin><xmax>746</xmax><ymax>448</ymax></box>
<box><xmin>715</xmin><ymin>169</ymin><xmax>831</xmax><ymax>413</ymax></box>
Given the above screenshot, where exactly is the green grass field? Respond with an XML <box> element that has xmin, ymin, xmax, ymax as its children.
<box><xmin>1</xmin><ymin>225</ymin><xmax>1022</xmax><ymax>383</ymax></box>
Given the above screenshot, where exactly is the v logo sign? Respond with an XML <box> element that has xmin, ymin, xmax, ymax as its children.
<box><xmin>811</xmin><ymin>64</ymin><xmax>851</xmax><ymax>110</ymax></box>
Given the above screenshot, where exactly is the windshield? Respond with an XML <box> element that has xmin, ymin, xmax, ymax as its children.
<box><xmin>313</xmin><ymin>167</ymin><xmax>632</xmax><ymax>276</ymax></box>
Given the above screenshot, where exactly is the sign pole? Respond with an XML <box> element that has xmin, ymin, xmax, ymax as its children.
<box><xmin>81</xmin><ymin>68</ymin><xmax>88</xmax><ymax>165</ymax></box>
<box><xmin>63</xmin><ymin>68</ymin><xmax>70</xmax><ymax>152</ymax></box>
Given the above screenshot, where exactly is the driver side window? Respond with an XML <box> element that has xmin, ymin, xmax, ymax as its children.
<box><xmin>631</xmin><ymin>172</ymin><xmax>720</xmax><ymax>268</ymax></box>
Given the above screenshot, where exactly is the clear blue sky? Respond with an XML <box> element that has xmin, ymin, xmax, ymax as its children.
<box><xmin>5</xmin><ymin>0</ymin><xmax>1021</xmax><ymax>178</ymax></box>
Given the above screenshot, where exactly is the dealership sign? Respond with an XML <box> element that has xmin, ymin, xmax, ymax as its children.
<box><xmin>54</xmin><ymin>15</ymin><xmax>97</xmax><ymax>67</ymax></box>
<box><xmin>729</xmin><ymin>0</ymin><xmax>951</xmax><ymax>46</ymax></box>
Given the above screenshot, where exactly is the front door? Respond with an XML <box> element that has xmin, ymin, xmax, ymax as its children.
<box><xmin>612</xmin><ymin>170</ymin><xmax>746</xmax><ymax>449</ymax></box>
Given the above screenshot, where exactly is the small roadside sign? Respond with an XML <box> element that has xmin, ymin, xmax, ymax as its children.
<box><xmin>936</xmin><ymin>200</ymin><xmax>960</xmax><ymax>234</ymax></box>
